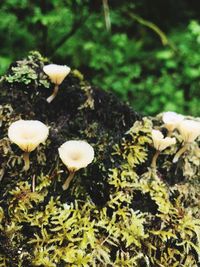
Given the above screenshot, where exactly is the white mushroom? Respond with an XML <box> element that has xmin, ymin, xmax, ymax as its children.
<box><xmin>177</xmin><ymin>120</ymin><xmax>200</xmax><ymax>143</ymax></box>
<box><xmin>173</xmin><ymin>120</ymin><xmax>200</xmax><ymax>163</ymax></box>
<box><xmin>58</xmin><ymin>140</ymin><xmax>94</xmax><ymax>190</ymax></box>
<box><xmin>8</xmin><ymin>120</ymin><xmax>49</xmax><ymax>171</ymax></box>
<box><xmin>162</xmin><ymin>111</ymin><xmax>184</xmax><ymax>134</ymax></box>
<box><xmin>43</xmin><ymin>64</ymin><xmax>71</xmax><ymax>103</ymax></box>
<box><xmin>151</xmin><ymin>129</ymin><xmax>176</xmax><ymax>168</ymax></box>
<box><xmin>152</xmin><ymin>130</ymin><xmax>176</xmax><ymax>152</ymax></box>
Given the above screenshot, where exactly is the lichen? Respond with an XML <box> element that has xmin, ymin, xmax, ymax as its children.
<box><xmin>0</xmin><ymin>52</ymin><xmax>199</xmax><ymax>266</ymax></box>
<box><xmin>3</xmin><ymin>51</ymin><xmax>50</xmax><ymax>88</ymax></box>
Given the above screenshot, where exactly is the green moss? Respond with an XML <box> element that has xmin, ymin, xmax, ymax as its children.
<box><xmin>0</xmin><ymin>53</ymin><xmax>199</xmax><ymax>266</ymax></box>
<box><xmin>3</xmin><ymin>51</ymin><xmax>50</xmax><ymax>88</ymax></box>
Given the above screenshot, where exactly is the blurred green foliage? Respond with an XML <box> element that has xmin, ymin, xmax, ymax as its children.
<box><xmin>0</xmin><ymin>0</ymin><xmax>200</xmax><ymax>115</ymax></box>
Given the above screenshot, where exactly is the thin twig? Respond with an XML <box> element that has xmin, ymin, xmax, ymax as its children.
<box><xmin>126</xmin><ymin>12</ymin><xmax>176</xmax><ymax>50</ymax></box>
<box><xmin>102</xmin><ymin>0</ymin><xmax>111</xmax><ymax>31</ymax></box>
<box><xmin>32</xmin><ymin>175</ymin><xmax>36</xmax><ymax>193</ymax></box>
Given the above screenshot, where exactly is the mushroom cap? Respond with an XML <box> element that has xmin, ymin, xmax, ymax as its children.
<box><xmin>58</xmin><ymin>140</ymin><xmax>94</xmax><ymax>172</ymax></box>
<box><xmin>8</xmin><ymin>120</ymin><xmax>49</xmax><ymax>152</ymax></box>
<box><xmin>177</xmin><ymin>120</ymin><xmax>200</xmax><ymax>143</ymax></box>
<box><xmin>152</xmin><ymin>129</ymin><xmax>176</xmax><ymax>151</ymax></box>
<box><xmin>43</xmin><ymin>64</ymin><xmax>71</xmax><ymax>85</ymax></box>
<box><xmin>162</xmin><ymin>111</ymin><xmax>184</xmax><ymax>131</ymax></box>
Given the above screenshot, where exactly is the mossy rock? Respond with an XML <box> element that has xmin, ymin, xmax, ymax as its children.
<box><xmin>0</xmin><ymin>52</ymin><xmax>199</xmax><ymax>267</ymax></box>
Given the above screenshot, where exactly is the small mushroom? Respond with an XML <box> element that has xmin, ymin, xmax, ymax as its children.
<box><xmin>151</xmin><ymin>129</ymin><xmax>176</xmax><ymax>168</ymax></box>
<box><xmin>162</xmin><ymin>111</ymin><xmax>184</xmax><ymax>135</ymax></box>
<box><xmin>43</xmin><ymin>64</ymin><xmax>71</xmax><ymax>103</ymax></box>
<box><xmin>8</xmin><ymin>120</ymin><xmax>49</xmax><ymax>171</ymax></box>
<box><xmin>58</xmin><ymin>140</ymin><xmax>94</xmax><ymax>190</ymax></box>
<box><xmin>173</xmin><ymin>120</ymin><xmax>200</xmax><ymax>163</ymax></box>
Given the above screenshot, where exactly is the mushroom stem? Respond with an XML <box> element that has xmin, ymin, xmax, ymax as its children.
<box><xmin>167</xmin><ymin>130</ymin><xmax>173</xmax><ymax>137</ymax></box>
<box><xmin>173</xmin><ymin>143</ymin><xmax>189</xmax><ymax>163</ymax></box>
<box><xmin>62</xmin><ymin>171</ymin><xmax>75</xmax><ymax>191</ymax></box>
<box><xmin>47</xmin><ymin>84</ymin><xmax>59</xmax><ymax>103</ymax></box>
<box><xmin>23</xmin><ymin>152</ymin><xmax>30</xmax><ymax>171</ymax></box>
<box><xmin>151</xmin><ymin>150</ymin><xmax>160</xmax><ymax>169</ymax></box>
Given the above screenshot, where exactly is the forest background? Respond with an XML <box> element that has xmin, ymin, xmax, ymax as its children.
<box><xmin>0</xmin><ymin>0</ymin><xmax>200</xmax><ymax>116</ymax></box>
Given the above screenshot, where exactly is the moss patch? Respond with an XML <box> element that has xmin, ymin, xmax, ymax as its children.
<box><xmin>0</xmin><ymin>52</ymin><xmax>199</xmax><ymax>266</ymax></box>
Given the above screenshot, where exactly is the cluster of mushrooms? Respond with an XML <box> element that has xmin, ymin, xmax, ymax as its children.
<box><xmin>8</xmin><ymin>120</ymin><xmax>94</xmax><ymax>191</ymax></box>
<box><xmin>8</xmin><ymin>64</ymin><xmax>94</xmax><ymax>191</ymax></box>
<box><xmin>151</xmin><ymin>111</ymin><xmax>200</xmax><ymax>168</ymax></box>
<box><xmin>6</xmin><ymin>63</ymin><xmax>200</xmax><ymax>191</ymax></box>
